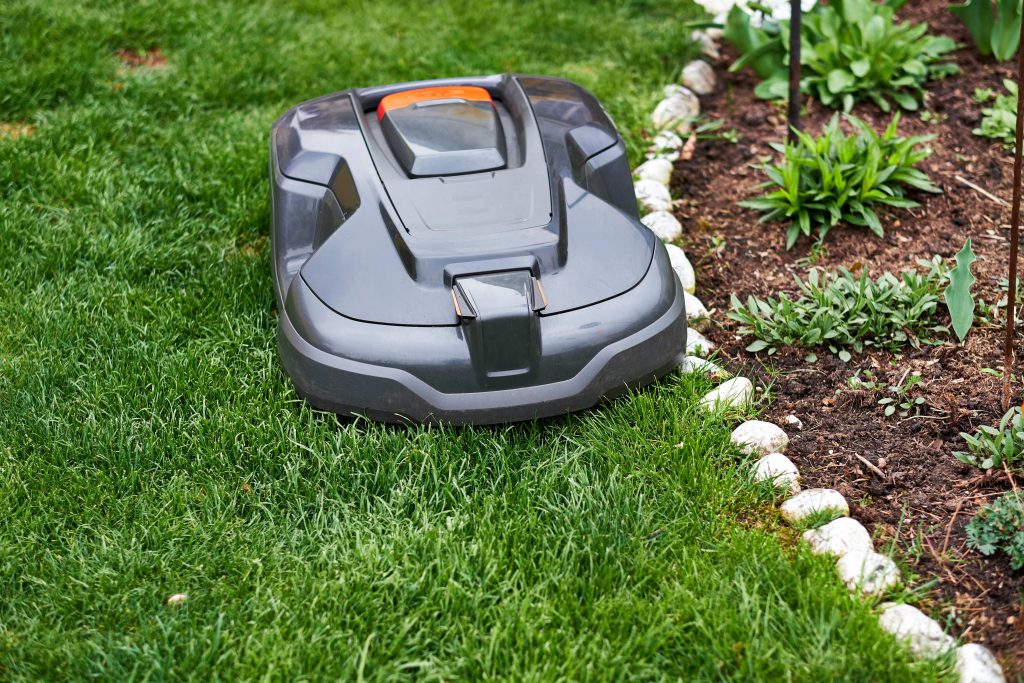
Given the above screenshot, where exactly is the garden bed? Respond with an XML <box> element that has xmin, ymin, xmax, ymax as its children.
<box><xmin>676</xmin><ymin>0</ymin><xmax>1024</xmax><ymax>672</ymax></box>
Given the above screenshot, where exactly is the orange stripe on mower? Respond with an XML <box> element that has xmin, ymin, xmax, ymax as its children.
<box><xmin>377</xmin><ymin>86</ymin><xmax>493</xmax><ymax>119</ymax></box>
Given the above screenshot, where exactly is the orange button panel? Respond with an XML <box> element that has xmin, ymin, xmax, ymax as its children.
<box><xmin>377</xmin><ymin>86</ymin><xmax>493</xmax><ymax>119</ymax></box>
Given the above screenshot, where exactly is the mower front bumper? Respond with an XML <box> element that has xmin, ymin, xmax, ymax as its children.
<box><xmin>277</xmin><ymin>246</ymin><xmax>687</xmax><ymax>425</ymax></box>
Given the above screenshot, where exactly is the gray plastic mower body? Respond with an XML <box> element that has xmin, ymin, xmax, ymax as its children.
<box><xmin>269</xmin><ymin>73</ymin><xmax>687</xmax><ymax>424</ymax></box>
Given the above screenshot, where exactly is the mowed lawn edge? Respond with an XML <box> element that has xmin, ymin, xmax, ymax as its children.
<box><xmin>1</xmin><ymin>0</ymin><xmax>947</xmax><ymax>679</ymax></box>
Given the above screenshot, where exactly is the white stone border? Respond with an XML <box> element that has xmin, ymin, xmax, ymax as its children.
<box><xmin>634</xmin><ymin>29</ymin><xmax>1006</xmax><ymax>682</ymax></box>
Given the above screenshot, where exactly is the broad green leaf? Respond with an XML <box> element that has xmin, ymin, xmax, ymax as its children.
<box><xmin>944</xmin><ymin>238</ymin><xmax>977</xmax><ymax>341</ymax></box>
<box><xmin>754</xmin><ymin>72</ymin><xmax>790</xmax><ymax>100</ymax></box>
<box><xmin>991</xmin><ymin>0</ymin><xmax>1023</xmax><ymax>61</ymax></box>
<box><xmin>891</xmin><ymin>91</ymin><xmax>919</xmax><ymax>111</ymax></box>
<box><xmin>850</xmin><ymin>59</ymin><xmax>871</xmax><ymax>78</ymax></box>
<box><xmin>724</xmin><ymin>5</ymin><xmax>785</xmax><ymax>78</ymax></box>
<box><xmin>732</xmin><ymin>40</ymin><xmax>786</xmax><ymax>74</ymax></box>
<box><xmin>826</xmin><ymin>69</ymin><xmax>855</xmax><ymax>94</ymax></box>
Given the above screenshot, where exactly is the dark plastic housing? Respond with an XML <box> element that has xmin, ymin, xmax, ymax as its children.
<box><xmin>269</xmin><ymin>74</ymin><xmax>687</xmax><ymax>424</ymax></box>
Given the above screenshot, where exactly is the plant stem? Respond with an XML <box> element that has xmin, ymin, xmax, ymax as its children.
<box><xmin>787</xmin><ymin>0</ymin><xmax>802</xmax><ymax>144</ymax></box>
<box><xmin>1004</xmin><ymin>16</ymin><xmax>1024</xmax><ymax>409</ymax></box>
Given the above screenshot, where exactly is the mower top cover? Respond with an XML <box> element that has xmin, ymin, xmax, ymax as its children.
<box><xmin>269</xmin><ymin>74</ymin><xmax>687</xmax><ymax>424</ymax></box>
<box><xmin>377</xmin><ymin>86</ymin><xmax>507</xmax><ymax>177</ymax></box>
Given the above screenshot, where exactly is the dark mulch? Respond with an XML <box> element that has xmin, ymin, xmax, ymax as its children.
<box><xmin>671</xmin><ymin>0</ymin><xmax>1024</xmax><ymax>672</ymax></box>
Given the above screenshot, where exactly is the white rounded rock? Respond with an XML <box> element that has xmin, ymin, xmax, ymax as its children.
<box><xmin>647</xmin><ymin>130</ymin><xmax>684</xmax><ymax>161</ymax></box>
<box><xmin>635</xmin><ymin>179</ymin><xmax>672</xmax><ymax>213</ymax></box>
<box><xmin>730</xmin><ymin>420</ymin><xmax>789</xmax><ymax>455</ymax></box>
<box><xmin>634</xmin><ymin>158</ymin><xmax>674</xmax><ymax>187</ymax></box>
<box><xmin>956</xmin><ymin>643</ymin><xmax>1005</xmax><ymax>683</ymax></box>
<box><xmin>779</xmin><ymin>488</ymin><xmax>849</xmax><ymax>525</ymax></box>
<box><xmin>664</xmin><ymin>243</ymin><xmax>695</xmax><ymax>292</ymax></box>
<box><xmin>680</xmin><ymin>355</ymin><xmax>727</xmax><ymax>377</ymax></box>
<box><xmin>836</xmin><ymin>550</ymin><xmax>900</xmax><ymax>595</ymax></box>
<box><xmin>878</xmin><ymin>603</ymin><xmax>956</xmax><ymax>659</ymax></box>
<box><xmin>684</xmin><ymin>291</ymin><xmax>708</xmax><ymax>326</ymax></box>
<box><xmin>784</xmin><ymin>414</ymin><xmax>804</xmax><ymax>430</ymax></box>
<box><xmin>690</xmin><ymin>30</ymin><xmax>720</xmax><ymax>60</ymax></box>
<box><xmin>682</xmin><ymin>60</ymin><xmax>716</xmax><ymax>95</ymax></box>
<box><xmin>753</xmin><ymin>452</ymin><xmax>800</xmax><ymax>494</ymax></box>
<box><xmin>166</xmin><ymin>593</ymin><xmax>188</xmax><ymax>606</ymax></box>
<box><xmin>699</xmin><ymin>376</ymin><xmax>753</xmax><ymax>411</ymax></box>
<box><xmin>641</xmin><ymin>211</ymin><xmax>682</xmax><ymax>241</ymax></box>
<box><xmin>651</xmin><ymin>86</ymin><xmax>700</xmax><ymax>134</ymax></box>
<box><xmin>802</xmin><ymin>517</ymin><xmax>872</xmax><ymax>558</ymax></box>
<box><xmin>686</xmin><ymin>328</ymin><xmax>715</xmax><ymax>356</ymax></box>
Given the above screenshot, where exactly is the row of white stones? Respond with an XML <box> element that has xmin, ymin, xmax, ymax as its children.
<box><xmin>734</xmin><ymin>418</ymin><xmax>1005</xmax><ymax>682</ymax></box>
<box><xmin>641</xmin><ymin>30</ymin><xmax>1006</xmax><ymax>683</ymax></box>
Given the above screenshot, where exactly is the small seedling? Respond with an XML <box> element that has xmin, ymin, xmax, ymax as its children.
<box><xmin>847</xmin><ymin>369</ymin><xmax>882</xmax><ymax>391</ymax></box>
<box><xmin>877</xmin><ymin>373</ymin><xmax>925</xmax><ymax>417</ymax></box>
<box><xmin>974</xmin><ymin>79</ymin><xmax>1019</xmax><ymax>149</ymax></box>
<box><xmin>919</xmin><ymin>110</ymin><xmax>947</xmax><ymax>125</ymax></box>
<box><xmin>796</xmin><ymin>242</ymin><xmax>829</xmax><ymax>267</ymax></box>
<box><xmin>695</xmin><ymin>117</ymin><xmax>739</xmax><ymax>143</ymax></box>
<box><xmin>974</xmin><ymin>87</ymin><xmax>996</xmax><ymax>103</ymax></box>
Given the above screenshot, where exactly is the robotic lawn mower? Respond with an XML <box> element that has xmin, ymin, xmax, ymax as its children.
<box><xmin>269</xmin><ymin>74</ymin><xmax>687</xmax><ymax>424</ymax></box>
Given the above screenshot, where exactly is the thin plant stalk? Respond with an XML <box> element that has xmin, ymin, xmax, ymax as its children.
<box><xmin>787</xmin><ymin>0</ymin><xmax>802</xmax><ymax>144</ymax></box>
<box><xmin>1005</xmin><ymin>16</ymin><xmax>1024</xmax><ymax>409</ymax></box>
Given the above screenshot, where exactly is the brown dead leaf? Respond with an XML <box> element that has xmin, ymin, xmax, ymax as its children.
<box><xmin>0</xmin><ymin>123</ymin><xmax>36</xmax><ymax>141</ymax></box>
<box><xmin>679</xmin><ymin>133</ymin><xmax>697</xmax><ymax>162</ymax></box>
<box><xmin>116</xmin><ymin>48</ymin><xmax>168</xmax><ymax>70</ymax></box>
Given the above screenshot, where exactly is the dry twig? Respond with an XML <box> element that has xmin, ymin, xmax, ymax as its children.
<box><xmin>955</xmin><ymin>174</ymin><xmax>1009</xmax><ymax>206</ymax></box>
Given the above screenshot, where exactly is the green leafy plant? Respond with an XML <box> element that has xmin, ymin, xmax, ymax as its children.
<box><xmin>974</xmin><ymin>79</ymin><xmax>1019</xmax><ymax>148</ymax></box>
<box><xmin>848</xmin><ymin>370</ymin><xmax>927</xmax><ymax>417</ymax></box>
<box><xmin>723</xmin><ymin>0</ymin><xmax>958</xmax><ymax>111</ymax></box>
<box><xmin>729</xmin><ymin>265</ymin><xmax>947</xmax><ymax>358</ymax></box>
<box><xmin>723</xmin><ymin>4</ymin><xmax>787</xmax><ymax>80</ymax></box>
<box><xmin>966</xmin><ymin>491</ymin><xmax>1024</xmax><ymax>569</ymax></box>
<box><xmin>952</xmin><ymin>0</ymin><xmax>1022</xmax><ymax>61</ymax></box>
<box><xmin>741</xmin><ymin>113</ymin><xmax>941</xmax><ymax>249</ymax></box>
<box><xmin>847</xmin><ymin>369</ymin><xmax>883</xmax><ymax>390</ymax></box>
<box><xmin>944</xmin><ymin>239</ymin><xmax>977</xmax><ymax>341</ymax></box>
<box><xmin>975</xmin><ymin>86</ymin><xmax>997</xmax><ymax>102</ymax></box>
<box><xmin>955</xmin><ymin>406</ymin><xmax>1024</xmax><ymax>469</ymax></box>
<box><xmin>876</xmin><ymin>372</ymin><xmax>925</xmax><ymax>417</ymax></box>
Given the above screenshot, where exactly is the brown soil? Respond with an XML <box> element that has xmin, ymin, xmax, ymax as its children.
<box><xmin>115</xmin><ymin>48</ymin><xmax>168</xmax><ymax>70</ymax></box>
<box><xmin>672</xmin><ymin>1</ymin><xmax>1024</xmax><ymax>673</ymax></box>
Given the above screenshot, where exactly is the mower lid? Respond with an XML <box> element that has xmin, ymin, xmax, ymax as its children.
<box><xmin>377</xmin><ymin>86</ymin><xmax>507</xmax><ymax>177</ymax></box>
<box><xmin>272</xmin><ymin>74</ymin><xmax>654</xmax><ymax>327</ymax></box>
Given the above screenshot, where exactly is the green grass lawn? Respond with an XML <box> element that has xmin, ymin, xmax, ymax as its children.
<box><xmin>0</xmin><ymin>0</ymin><xmax>947</xmax><ymax>679</ymax></box>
